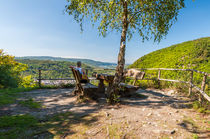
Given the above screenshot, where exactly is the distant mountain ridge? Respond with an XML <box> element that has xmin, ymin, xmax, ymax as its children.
<box><xmin>15</xmin><ymin>56</ymin><xmax>117</xmax><ymax>68</ymax></box>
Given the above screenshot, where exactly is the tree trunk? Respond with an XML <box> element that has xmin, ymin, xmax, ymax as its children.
<box><xmin>107</xmin><ymin>1</ymin><xmax>128</xmax><ymax>104</ymax></box>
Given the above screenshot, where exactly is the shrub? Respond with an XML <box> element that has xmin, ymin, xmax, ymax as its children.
<box><xmin>0</xmin><ymin>49</ymin><xmax>27</xmax><ymax>88</ymax></box>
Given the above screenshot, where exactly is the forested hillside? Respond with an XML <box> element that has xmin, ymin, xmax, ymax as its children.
<box><xmin>129</xmin><ymin>37</ymin><xmax>210</xmax><ymax>73</ymax></box>
<box><xmin>16</xmin><ymin>59</ymin><xmax>93</xmax><ymax>79</ymax></box>
<box><xmin>128</xmin><ymin>37</ymin><xmax>209</xmax><ymax>93</ymax></box>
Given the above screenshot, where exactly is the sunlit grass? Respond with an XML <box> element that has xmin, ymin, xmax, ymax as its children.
<box><xmin>0</xmin><ymin>87</ymin><xmax>37</xmax><ymax>106</ymax></box>
<box><xmin>0</xmin><ymin>114</ymin><xmax>39</xmax><ymax>138</ymax></box>
<box><xmin>19</xmin><ymin>98</ymin><xmax>42</xmax><ymax>109</ymax></box>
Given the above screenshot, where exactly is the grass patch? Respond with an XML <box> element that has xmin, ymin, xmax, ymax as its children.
<box><xmin>0</xmin><ymin>111</ymin><xmax>98</xmax><ymax>138</ymax></box>
<box><xmin>192</xmin><ymin>101</ymin><xmax>210</xmax><ymax>113</ymax></box>
<box><xmin>180</xmin><ymin>117</ymin><xmax>200</xmax><ymax>133</ymax></box>
<box><xmin>19</xmin><ymin>98</ymin><xmax>42</xmax><ymax>109</ymax></box>
<box><xmin>104</xmin><ymin>121</ymin><xmax>135</xmax><ymax>138</ymax></box>
<box><xmin>0</xmin><ymin>111</ymin><xmax>100</xmax><ymax>139</ymax></box>
<box><xmin>0</xmin><ymin>88</ymin><xmax>36</xmax><ymax>106</ymax></box>
<box><xmin>0</xmin><ymin>114</ymin><xmax>39</xmax><ymax>139</ymax></box>
<box><xmin>192</xmin><ymin>134</ymin><xmax>199</xmax><ymax>139</ymax></box>
<box><xmin>39</xmin><ymin>83</ymin><xmax>75</xmax><ymax>89</ymax></box>
<box><xmin>41</xmin><ymin>112</ymin><xmax>102</xmax><ymax>138</ymax></box>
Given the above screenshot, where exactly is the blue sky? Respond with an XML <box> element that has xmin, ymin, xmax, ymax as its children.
<box><xmin>0</xmin><ymin>0</ymin><xmax>210</xmax><ymax>64</ymax></box>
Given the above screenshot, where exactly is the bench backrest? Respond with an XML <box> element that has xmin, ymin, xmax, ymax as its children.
<box><xmin>124</xmin><ymin>69</ymin><xmax>145</xmax><ymax>80</ymax></box>
<box><xmin>71</xmin><ymin>68</ymin><xmax>82</xmax><ymax>84</ymax></box>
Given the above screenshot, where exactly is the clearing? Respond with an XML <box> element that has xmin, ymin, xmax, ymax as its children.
<box><xmin>0</xmin><ymin>88</ymin><xmax>209</xmax><ymax>138</ymax></box>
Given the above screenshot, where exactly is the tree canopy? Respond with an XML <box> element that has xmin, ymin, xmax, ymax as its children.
<box><xmin>66</xmin><ymin>0</ymin><xmax>184</xmax><ymax>41</ymax></box>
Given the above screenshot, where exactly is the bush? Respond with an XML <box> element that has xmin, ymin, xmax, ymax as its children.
<box><xmin>19</xmin><ymin>75</ymin><xmax>37</xmax><ymax>88</ymax></box>
<box><xmin>0</xmin><ymin>49</ymin><xmax>27</xmax><ymax>88</ymax></box>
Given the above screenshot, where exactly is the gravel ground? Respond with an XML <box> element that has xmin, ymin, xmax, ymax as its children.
<box><xmin>0</xmin><ymin>88</ymin><xmax>209</xmax><ymax>138</ymax></box>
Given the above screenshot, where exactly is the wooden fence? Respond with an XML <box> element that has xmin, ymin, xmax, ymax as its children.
<box><xmin>37</xmin><ymin>68</ymin><xmax>94</xmax><ymax>87</ymax></box>
<box><xmin>37</xmin><ymin>68</ymin><xmax>210</xmax><ymax>102</ymax></box>
<box><xmin>133</xmin><ymin>68</ymin><xmax>210</xmax><ymax>102</ymax></box>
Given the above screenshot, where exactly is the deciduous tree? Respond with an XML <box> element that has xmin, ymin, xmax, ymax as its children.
<box><xmin>65</xmin><ymin>0</ymin><xmax>185</xmax><ymax>103</ymax></box>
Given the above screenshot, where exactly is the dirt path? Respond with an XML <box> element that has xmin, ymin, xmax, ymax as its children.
<box><xmin>1</xmin><ymin>88</ymin><xmax>209</xmax><ymax>138</ymax></box>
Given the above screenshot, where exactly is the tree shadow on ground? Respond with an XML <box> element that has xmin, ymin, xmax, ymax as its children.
<box><xmin>36</xmin><ymin>111</ymin><xmax>103</xmax><ymax>138</ymax></box>
<box><xmin>120</xmin><ymin>89</ymin><xmax>192</xmax><ymax>109</ymax></box>
<box><xmin>0</xmin><ymin>88</ymin><xmax>206</xmax><ymax>138</ymax></box>
<box><xmin>0</xmin><ymin>89</ymin><xmax>106</xmax><ymax>138</ymax></box>
<box><xmin>177</xmin><ymin>119</ymin><xmax>210</xmax><ymax>139</ymax></box>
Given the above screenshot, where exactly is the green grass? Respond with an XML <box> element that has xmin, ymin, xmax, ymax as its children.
<box><xmin>0</xmin><ymin>114</ymin><xmax>39</xmax><ymax>139</ymax></box>
<box><xmin>39</xmin><ymin>83</ymin><xmax>75</xmax><ymax>89</ymax></box>
<box><xmin>19</xmin><ymin>98</ymin><xmax>42</xmax><ymax>109</ymax></box>
<box><xmin>0</xmin><ymin>111</ymin><xmax>95</xmax><ymax>138</ymax></box>
<box><xmin>192</xmin><ymin>134</ymin><xmax>199</xmax><ymax>139</ymax></box>
<box><xmin>191</xmin><ymin>101</ymin><xmax>210</xmax><ymax>113</ymax></box>
<box><xmin>0</xmin><ymin>88</ymin><xmax>36</xmax><ymax>106</ymax></box>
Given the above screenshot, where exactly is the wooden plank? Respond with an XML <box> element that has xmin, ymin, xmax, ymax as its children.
<box><xmin>39</xmin><ymin>68</ymin><xmax>92</xmax><ymax>71</ymax></box>
<box><xmin>159</xmin><ymin>78</ymin><xmax>189</xmax><ymax>84</ymax></box>
<box><xmin>190</xmin><ymin>83</ymin><xmax>210</xmax><ymax>102</ymax></box>
<box><xmin>134</xmin><ymin>68</ymin><xmax>191</xmax><ymax>71</ymax></box>
<box><xmin>38</xmin><ymin>78</ymin><xmax>96</xmax><ymax>81</ymax></box>
<box><xmin>191</xmin><ymin>69</ymin><xmax>210</xmax><ymax>76</ymax></box>
<box><xmin>134</xmin><ymin>68</ymin><xmax>209</xmax><ymax>76</ymax></box>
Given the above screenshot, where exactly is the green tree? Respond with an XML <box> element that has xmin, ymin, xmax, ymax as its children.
<box><xmin>65</xmin><ymin>0</ymin><xmax>185</xmax><ymax>103</ymax></box>
<box><xmin>0</xmin><ymin>49</ymin><xmax>27</xmax><ymax>88</ymax></box>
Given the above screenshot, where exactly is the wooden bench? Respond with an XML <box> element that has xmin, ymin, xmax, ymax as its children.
<box><xmin>71</xmin><ymin>68</ymin><xmax>98</xmax><ymax>99</ymax></box>
<box><xmin>124</xmin><ymin>68</ymin><xmax>145</xmax><ymax>86</ymax></box>
<box><xmin>118</xmin><ymin>69</ymin><xmax>145</xmax><ymax>96</ymax></box>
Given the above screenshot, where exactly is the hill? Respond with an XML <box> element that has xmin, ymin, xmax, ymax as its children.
<box><xmin>15</xmin><ymin>59</ymin><xmax>93</xmax><ymax>79</ymax></box>
<box><xmin>15</xmin><ymin>56</ymin><xmax>117</xmax><ymax>68</ymax></box>
<box><xmin>129</xmin><ymin>37</ymin><xmax>210</xmax><ymax>73</ymax></box>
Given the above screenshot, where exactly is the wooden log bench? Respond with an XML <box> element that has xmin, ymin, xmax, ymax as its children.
<box><xmin>119</xmin><ymin>69</ymin><xmax>145</xmax><ymax>97</ymax></box>
<box><xmin>118</xmin><ymin>83</ymin><xmax>139</xmax><ymax>97</ymax></box>
<box><xmin>71</xmin><ymin>67</ymin><xmax>98</xmax><ymax>99</ymax></box>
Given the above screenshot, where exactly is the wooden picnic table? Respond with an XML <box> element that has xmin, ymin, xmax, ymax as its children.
<box><xmin>96</xmin><ymin>73</ymin><xmax>115</xmax><ymax>93</ymax></box>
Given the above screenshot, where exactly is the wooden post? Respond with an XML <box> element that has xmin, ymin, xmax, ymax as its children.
<box><xmin>188</xmin><ymin>70</ymin><xmax>193</xmax><ymax>96</ymax></box>
<box><xmin>38</xmin><ymin>69</ymin><xmax>42</xmax><ymax>88</ymax></box>
<box><xmin>158</xmin><ymin>69</ymin><xmax>161</xmax><ymax>79</ymax></box>
<box><xmin>201</xmin><ymin>74</ymin><xmax>207</xmax><ymax>91</ymax></box>
<box><xmin>200</xmin><ymin>74</ymin><xmax>207</xmax><ymax>102</ymax></box>
<box><xmin>158</xmin><ymin>69</ymin><xmax>161</xmax><ymax>88</ymax></box>
<box><xmin>133</xmin><ymin>78</ymin><xmax>137</xmax><ymax>86</ymax></box>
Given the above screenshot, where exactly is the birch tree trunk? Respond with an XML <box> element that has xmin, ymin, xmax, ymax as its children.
<box><xmin>107</xmin><ymin>1</ymin><xmax>128</xmax><ymax>104</ymax></box>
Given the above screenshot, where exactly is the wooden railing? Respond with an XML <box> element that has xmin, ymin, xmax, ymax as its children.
<box><xmin>36</xmin><ymin>68</ymin><xmax>209</xmax><ymax>102</ymax></box>
<box><xmin>133</xmin><ymin>68</ymin><xmax>210</xmax><ymax>102</ymax></box>
<box><xmin>37</xmin><ymin>68</ymin><xmax>94</xmax><ymax>87</ymax></box>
